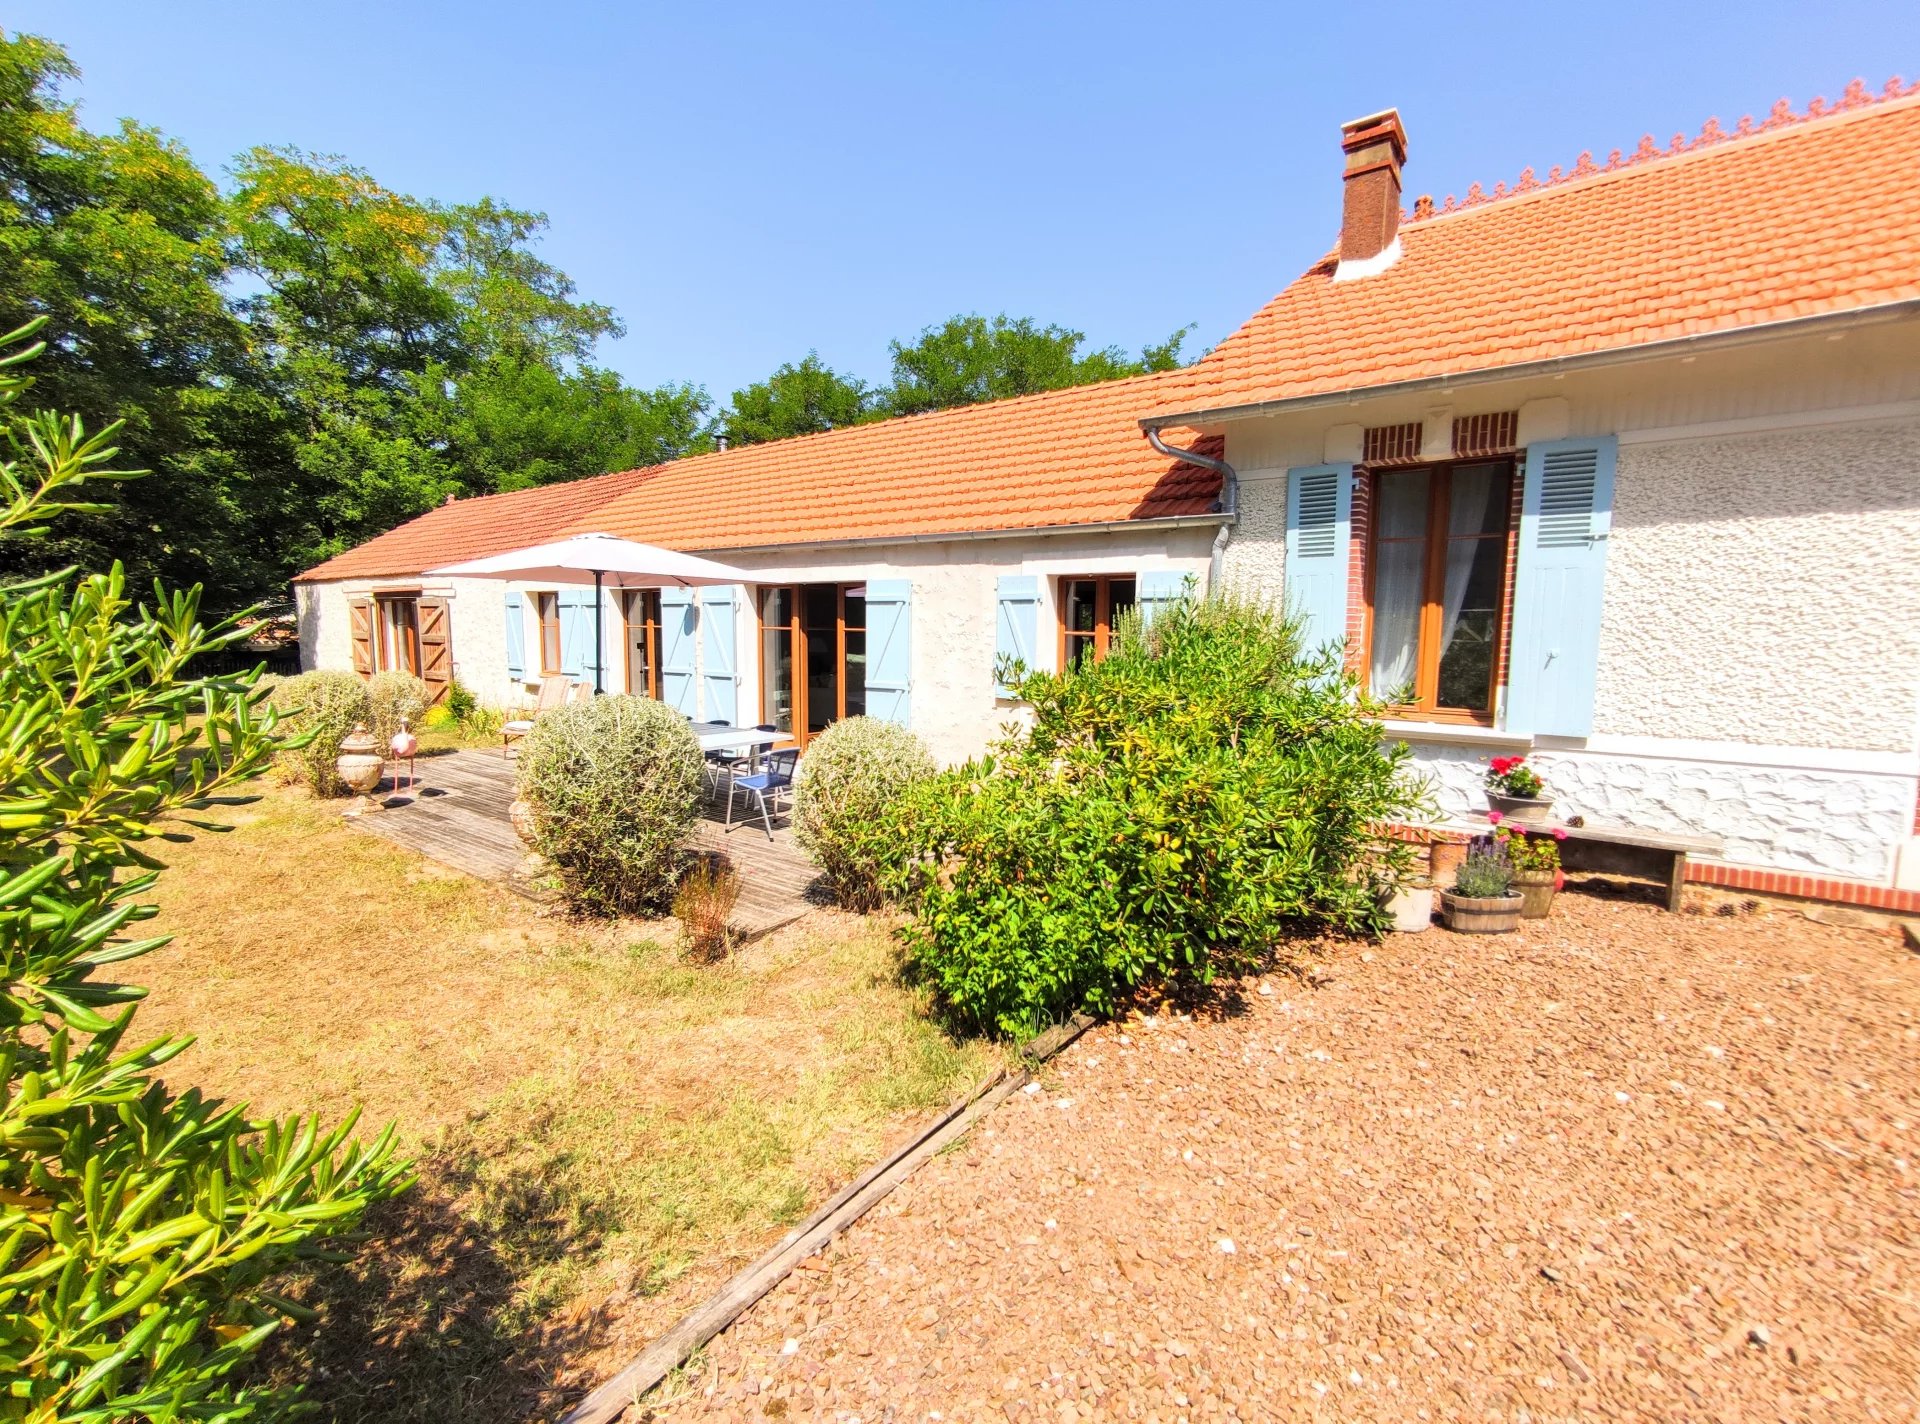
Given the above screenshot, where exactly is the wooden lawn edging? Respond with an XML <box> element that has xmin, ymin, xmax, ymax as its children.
<box><xmin>561</xmin><ymin>1013</ymin><xmax>1095</xmax><ymax>1424</ymax></box>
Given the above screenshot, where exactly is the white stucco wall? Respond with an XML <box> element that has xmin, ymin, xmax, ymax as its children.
<box><xmin>1594</xmin><ymin>419</ymin><xmax>1920</xmax><ymax>751</ymax></box>
<box><xmin>296</xmin><ymin>525</ymin><xmax>1218</xmax><ymax>767</ymax></box>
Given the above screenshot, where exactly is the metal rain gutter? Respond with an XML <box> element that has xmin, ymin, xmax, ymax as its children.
<box><xmin>1137</xmin><ymin>299</ymin><xmax>1920</xmax><ymax>430</ymax></box>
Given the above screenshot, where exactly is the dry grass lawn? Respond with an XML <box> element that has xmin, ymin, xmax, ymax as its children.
<box><xmin>139</xmin><ymin>771</ymin><xmax>1001</xmax><ymax>1423</ymax></box>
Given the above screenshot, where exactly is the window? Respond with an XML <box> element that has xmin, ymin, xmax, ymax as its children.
<box><xmin>374</xmin><ymin>595</ymin><xmax>421</xmax><ymax>675</ymax></box>
<box><xmin>758</xmin><ymin>584</ymin><xmax>866</xmax><ymax>748</ymax></box>
<box><xmin>622</xmin><ymin>589</ymin><xmax>661</xmax><ymax>697</ymax></box>
<box><xmin>1059</xmin><ymin>576</ymin><xmax>1136</xmax><ymax>669</ymax></box>
<box><xmin>1364</xmin><ymin>458</ymin><xmax>1513</xmax><ymax>719</ymax></box>
<box><xmin>535</xmin><ymin>592</ymin><xmax>562</xmax><ymax>675</ymax></box>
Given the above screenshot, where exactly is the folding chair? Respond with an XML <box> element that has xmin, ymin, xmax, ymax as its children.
<box><xmin>502</xmin><ymin>677</ymin><xmax>571</xmax><ymax>756</ymax></box>
<box><xmin>725</xmin><ymin>747</ymin><xmax>798</xmax><ymax>840</ymax></box>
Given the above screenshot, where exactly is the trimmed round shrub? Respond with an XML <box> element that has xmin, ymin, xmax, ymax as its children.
<box><xmin>793</xmin><ymin>716</ymin><xmax>936</xmax><ymax>911</ymax></box>
<box><xmin>515</xmin><ymin>693</ymin><xmax>705</xmax><ymax>914</ymax></box>
<box><xmin>367</xmin><ymin>669</ymin><xmax>430</xmax><ymax>745</ymax></box>
<box><xmin>266</xmin><ymin>669</ymin><xmax>372</xmax><ymax>796</ymax></box>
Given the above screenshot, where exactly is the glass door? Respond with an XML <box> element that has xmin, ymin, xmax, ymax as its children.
<box><xmin>760</xmin><ymin>587</ymin><xmax>796</xmax><ymax>737</ymax></box>
<box><xmin>621</xmin><ymin>589</ymin><xmax>661</xmax><ymax>697</ymax></box>
<box><xmin>759</xmin><ymin>583</ymin><xmax>866</xmax><ymax>748</ymax></box>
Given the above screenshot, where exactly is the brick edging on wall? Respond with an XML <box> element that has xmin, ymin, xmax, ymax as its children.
<box><xmin>1379</xmin><ymin>822</ymin><xmax>1920</xmax><ymax>915</ymax></box>
<box><xmin>1682</xmin><ymin>861</ymin><xmax>1920</xmax><ymax>915</ymax></box>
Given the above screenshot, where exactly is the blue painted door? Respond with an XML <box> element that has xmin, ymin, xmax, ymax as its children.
<box><xmin>865</xmin><ymin>579</ymin><xmax>912</xmax><ymax>726</ymax></box>
<box><xmin>699</xmin><ymin>586</ymin><xmax>739</xmax><ymax>724</ymax></box>
<box><xmin>659</xmin><ymin>587</ymin><xmax>698</xmax><ymax>714</ymax></box>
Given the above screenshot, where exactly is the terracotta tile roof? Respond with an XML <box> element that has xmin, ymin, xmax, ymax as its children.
<box><xmin>294</xmin><ymin>371</ymin><xmax>1223</xmax><ymax>581</ymax></box>
<box><xmin>1146</xmin><ymin>83</ymin><xmax>1920</xmax><ymax>422</ymax></box>
<box><xmin>294</xmin><ymin>465</ymin><xmax>659</xmax><ymax>582</ymax></box>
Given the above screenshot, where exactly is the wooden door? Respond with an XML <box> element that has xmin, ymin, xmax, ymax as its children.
<box><xmin>417</xmin><ymin>597</ymin><xmax>452</xmax><ymax>702</ymax></box>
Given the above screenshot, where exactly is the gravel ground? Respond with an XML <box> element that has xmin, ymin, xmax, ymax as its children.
<box><xmin>640</xmin><ymin>895</ymin><xmax>1920</xmax><ymax>1422</ymax></box>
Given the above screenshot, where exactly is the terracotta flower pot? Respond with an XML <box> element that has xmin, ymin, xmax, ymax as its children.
<box><xmin>1486</xmin><ymin>791</ymin><xmax>1554</xmax><ymax>826</ymax></box>
<box><xmin>1511</xmin><ymin>868</ymin><xmax>1557</xmax><ymax>919</ymax></box>
<box><xmin>1441</xmin><ymin>891</ymin><xmax>1523</xmax><ymax>934</ymax></box>
<box><xmin>508</xmin><ymin>797</ymin><xmax>539</xmax><ymax>847</ymax></box>
<box><xmin>1429</xmin><ymin>839</ymin><xmax>1468</xmax><ymax>882</ymax></box>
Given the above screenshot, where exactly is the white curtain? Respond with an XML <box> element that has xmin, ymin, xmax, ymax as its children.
<box><xmin>1440</xmin><ymin>467</ymin><xmax>1501</xmax><ymax>650</ymax></box>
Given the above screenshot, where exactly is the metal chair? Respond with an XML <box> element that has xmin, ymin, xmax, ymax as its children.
<box><xmin>725</xmin><ymin>747</ymin><xmax>798</xmax><ymax>840</ymax></box>
<box><xmin>706</xmin><ymin>724</ymin><xmax>776</xmax><ymax>798</ymax></box>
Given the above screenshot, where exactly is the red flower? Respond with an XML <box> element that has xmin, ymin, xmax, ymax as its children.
<box><xmin>1486</xmin><ymin>810</ymin><xmax>1504</xmax><ymax>825</ymax></box>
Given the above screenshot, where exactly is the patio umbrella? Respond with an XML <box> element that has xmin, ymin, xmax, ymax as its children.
<box><xmin>428</xmin><ymin>532</ymin><xmax>751</xmax><ymax>693</ymax></box>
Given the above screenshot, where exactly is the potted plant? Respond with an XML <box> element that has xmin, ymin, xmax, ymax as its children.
<box><xmin>1484</xmin><ymin>754</ymin><xmax>1553</xmax><ymax>825</ymax></box>
<box><xmin>1496</xmin><ymin>823</ymin><xmax>1567</xmax><ymax>919</ymax></box>
<box><xmin>1441</xmin><ymin>835</ymin><xmax>1523</xmax><ymax>933</ymax></box>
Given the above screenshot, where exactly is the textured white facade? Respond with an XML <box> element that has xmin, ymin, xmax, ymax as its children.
<box><xmin>297</xmin><ymin>526</ymin><xmax>1216</xmax><ymax>768</ymax></box>
<box><xmin>1214</xmin><ymin>319</ymin><xmax>1920</xmax><ymax>885</ymax></box>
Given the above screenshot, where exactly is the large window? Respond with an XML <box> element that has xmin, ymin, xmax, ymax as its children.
<box><xmin>1059</xmin><ymin>576</ymin><xmax>1136</xmax><ymax>669</ymax></box>
<box><xmin>535</xmin><ymin>592</ymin><xmax>562</xmax><ymax>675</ymax></box>
<box><xmin>621</xmin><ymin>589</ymin><xmax>661</xmax><ymax>697</ymax></box>
<box><xmin>759</xmin><ymin>584</ymin><xmax>866</xmax><ymax>747</ymax></box>
<box><xmin>1364</xmin><ymin>459</ymin><xmax>1513</xmax><ymax>719</ymax></box>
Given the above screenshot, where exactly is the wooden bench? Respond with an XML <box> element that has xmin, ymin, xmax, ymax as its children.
<box><xmin>1464</xmin><ymin>818</ymin><xmax>1724</xmax><ymax>912</ymax></box>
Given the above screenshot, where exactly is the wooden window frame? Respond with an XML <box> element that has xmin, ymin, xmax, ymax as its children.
<box><xmin>755</xmin><ymin>584</ymin><xmax>865</xmax><ymax>750</ymax></box>
<box><xmin>1057</xmin><ymin>575</ymin><xmax>1135</xmax><ymax>669</ymax></box>
<box><xmin>1359</xmin><ymin>456</ymin><xmax>1515</xmax><ymax>725</ymax></box>
<box><xmin>535</xmin><ymin>591</ymin><xmax>562</xmax><ymax>677</ymax></box>
<box><xmin>373</xmin><ymin>594</ymin><xmax>422</xmax><ymax>677</ymax></box>
<box><xmin>620</xmin><ymin>589</ymin><xmax>662</xmax><ymax>698</ymax></box>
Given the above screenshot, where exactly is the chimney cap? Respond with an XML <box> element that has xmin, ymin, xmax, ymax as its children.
<box><xmin>1341</xmin><ymin>108</ymin><xmax>1408</xmax><ymax>164</ymax></box>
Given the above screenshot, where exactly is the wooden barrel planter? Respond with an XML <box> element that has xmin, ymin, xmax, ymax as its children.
<box><xmin>1511</xmin><ymin>868</ymin><xmax>1557</xmax><ymax>919</ymax></box>
<box><xmin>1440</xmin><ymin>891</ymin><xmax>1523</xmax><ymax>934</ymax></box>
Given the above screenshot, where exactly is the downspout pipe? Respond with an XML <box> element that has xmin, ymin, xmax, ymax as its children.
<box><xmin>1144</xmin><ymin>424</ymin><xmax>1238</xmax><ymax>592</ymax></box>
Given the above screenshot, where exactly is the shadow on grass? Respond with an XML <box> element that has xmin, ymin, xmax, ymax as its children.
<box><xmin>259</xmin><ymin>1154</ymin><xmax>608</xmax><ymax>1424</ymax></box>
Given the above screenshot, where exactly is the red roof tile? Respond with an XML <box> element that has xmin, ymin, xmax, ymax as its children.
<box><xmin>1146</xmin><ymin>85</ymin><xmax>1920</xmax><ymax>422</ymax></box>
<box><xmin>295</xmin><ymin>371</ymin><xmax>1222</xmax><ymax>582</ymax></box>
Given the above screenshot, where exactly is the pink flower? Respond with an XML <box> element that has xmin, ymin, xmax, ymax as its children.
<box><xmin>1486</xmin><ymin>810</ymin><xmax>1503</xmax><ymax>825</ymax></box>
<box><xmin>1552</xmin><ymin>827</ymin><xmax>1567</xmax><ymax>841</ymax></box>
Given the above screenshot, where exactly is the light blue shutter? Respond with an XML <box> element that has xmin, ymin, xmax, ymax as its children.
<box><xmin>1506</xmin><ymin>437</ymin><xmax>1617</xmax><ymax>736</ymax></box>
<box><xmin>1285</xmin><ymin>464</ymin><xmax>1353</xmax><ymax>657</ymax></box>
<box><xmin>865</xmin><ymin>579</ymin><xmax>912</xmax><ymax>727</ymax></box>
<box><xmin>558</xmin><ymin>589</ymin><xmax>590</xmax><ymax>679</ymax></box>
<box><xmin>1136</xmin><ymin>570</ymin><xmax>1189</xmax><ymax>628</ymax></box>
<box><xmin>659</xmin><ymin>587</ymin><xmax>697</xmax><ymax>714</ymax></box>
<box><xmin>503</xmin><ymin>591</ymin><xmax>526</xmax><ymax>682</ymax></box>
<box><xmin>699</xmin><ymin>586</ymin><xmax>739</xmax><ymax>724</ymax></box>
<box><xmin>994</xmin><ymin>575</ymin><xmax>1040</xmax><ymax>696</ymax></box>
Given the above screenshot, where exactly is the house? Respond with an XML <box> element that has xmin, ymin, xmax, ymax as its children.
<box><xmin>296</xmin><ymin>77</ymin><xmax>1920</xmax><ymax>907</ymax></box>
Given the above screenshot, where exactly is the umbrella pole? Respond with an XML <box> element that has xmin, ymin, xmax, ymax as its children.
<box><xmin>593</xmin><ymin>570</ymin><xmax>605</xmax><ymax>694</ymax></box>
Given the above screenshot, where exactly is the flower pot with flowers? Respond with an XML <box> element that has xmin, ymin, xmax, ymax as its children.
<box><xmin>1484</xmin><ymin>754</ymin><xmax>1553</xmax><ymax>825</ymax></box>
<box><xmin>1441</xmin><ymin>833</ymin><xmax>1523</xmax><ymax>933</ymax></box>
<box><xmin>1492</xmin><ymin>819</ymin><xmax>1567</xmax><ymax>918</ymax></box>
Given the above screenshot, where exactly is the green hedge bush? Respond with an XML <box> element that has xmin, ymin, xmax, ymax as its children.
<box><xmin>891</xmin><ymin>592</ymin><xmax>1422</xmax><ymax>1038</ymax></box>
<box><xmin>266</xmin><ymin>669</ymin><xmax>372</xmax><ymax>795</ymax></box>
<box><xmin>793</xmin><ymin>716</ymin><xmax>937</xmax><ymax>911</ymax></box>
<box><xmin>366</xmin><ymin>668</ymin><xmax>429</xmax><ymax>745</ymax></box>
<box><xmin>515</xmin><ymin>693</ymin><xmax>705</xmax><ymax>913</ymax></box>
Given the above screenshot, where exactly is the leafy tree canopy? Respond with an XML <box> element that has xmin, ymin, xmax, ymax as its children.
<box><xmin>723</xmin><ymin>353</ymin><xmax>876</xmax><ymax>446</ymax></box>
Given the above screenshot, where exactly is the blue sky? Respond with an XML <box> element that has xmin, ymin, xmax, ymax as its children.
<box><xmin>15</xmin><ymin>2</ymin><xmax>1919</xmax><ymax>404</ymax></box>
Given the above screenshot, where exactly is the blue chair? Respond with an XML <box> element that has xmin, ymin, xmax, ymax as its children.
<box><xmin>705</xmin><ymin>723</ymin><xmax>776</xmax><ymax>798</ymax></box>
<box><xmin>726</xmin><ymin>747</ymin><xmax>798</xmax><ymax>840</ymax></box>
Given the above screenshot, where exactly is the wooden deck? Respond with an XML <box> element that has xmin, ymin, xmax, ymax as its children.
<box><xmin>351</xmin><ymin>748</ymin><xmax>823</xmax><ymax>938</ymax></box>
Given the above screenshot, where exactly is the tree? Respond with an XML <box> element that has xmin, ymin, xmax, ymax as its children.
<box><xmin>881</xmin><ymin>314</ymin><xmax>1195</xmax><ymax>417</ymax></box>
<box><xmin>722</xmin><ymin>352</ymin><xmax>876</xmax><ymax>446</ymax></box>
<box><xmin>0</xmin><ymin>29</ymin><xmax>251</xmax><ymax>604</ymax></box>
<box><xmin>0</xmin><ymin>325</ymin><xmax>411</xmax><ymax>1419</ymax></box>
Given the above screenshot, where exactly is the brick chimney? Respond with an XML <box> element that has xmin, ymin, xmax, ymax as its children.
<box><xmin>1339</xmin><ymin>109</ymin><xmax>1408</xmax><ymax>267</ymax></box>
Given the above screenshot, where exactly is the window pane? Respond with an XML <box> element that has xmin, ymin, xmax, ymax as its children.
<box><xmin>805</xmin><ymin>619</ymin><xmax>835</xmax><ymax>734</ymax></box>
<box><xmin>801</xmin><ymin>583</ymin><xmax>836</xmax><ymax>632</ymax></box>
<box><xmin>1436</xmin><ymin>534</ymin><xmax>1506</xmax><ymax>712</ymax></box>
<box><xmin>763</xmin><ymin>587</ymin><xmax>791</xmax><ymax>629</ymax></box>
<box><xmin>1064</xmin><ymin>633</ymin><xmax>1095</xmax><ymax>671</ymax></box>
<box><xmin>842</xmin><ymin>628</ymin><xmax>866</xmax><ymax>719</ymax></box>
<box><xmin>1374</xmin><ymin>469</ymin><xmax>1430</xmax><ymax>539</ymax></box>
<box><xmin>1065</xmin><ymin>580</ymin><xmax>1096</xmax><ymax>632</ymax></box>
<box><xmin>842</xmin><ymin>590</ymin><xmax>865</xmax><ymax>632</ymax></box>
<box><xmin>762</xmin><ymin>624</ymin><xmax>794</xmax><ymax>733</ymax></box>
<box><xmin>1109</xmin><ymin>578</ymin><xmax>1136</xmax><ymax>625</ymax></box>
<box><xmin>1448</xmin><ymin>463</ymin><xmax>1509</xmax><ymax>536</ymax></box>
<box><xmin>1369</xmin><ymin>538</ymin><xmax>1424</xmax><ymax>701</ymax></box>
